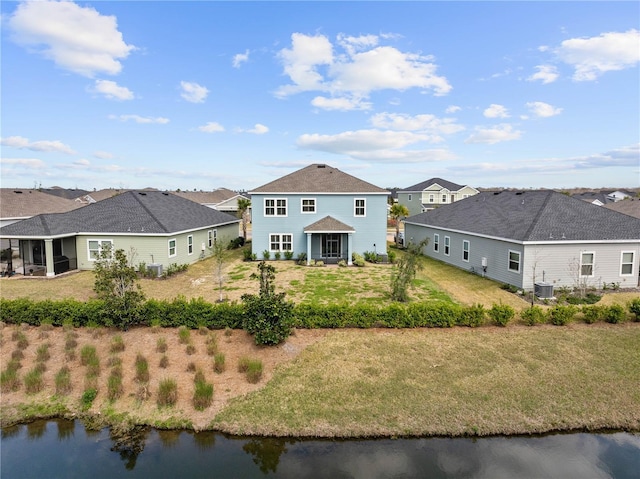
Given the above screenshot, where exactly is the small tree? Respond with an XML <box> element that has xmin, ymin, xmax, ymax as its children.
<box><xmin>390</xmin><ymin>238</ymin><xmax>429</xmax><ymax>302</ymax></box>
<box><xmin>241</xmin><ymin>261</ymin><xmax>294</xmax><ymax>345</ymax></box>
<box><xmin>93</xmin><ymin>245</ymin><xmax>145</xmax><ymax>330</ymax></box>
<box><xmin>237</xmin><ymin>197</ymin><xmax>251</xmax><ymax>242</ymax></box>
<box><xmin>389</xmin><ymin>203</ymin><xmax>409</xmax><ymax>247</ymax></box>
<box><xmin>210</xmin><ymin>240</ymin><xmax>227</xmax><ymax>302</ymax></box>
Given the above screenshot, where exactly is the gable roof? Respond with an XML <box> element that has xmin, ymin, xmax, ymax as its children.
<box><xmin>0</xmin><ymin>189</ymin><xmax>83</xmax><ymax>219</ymax></box>
<box><xmin>399</xmin><ymin>178</ymin><xmax>466</xmax><ymax>193</ymax></box>
<box><xmin>303</xmin><ymin>216</ymin><xmax>355</xmax><ymax>233</ymax></box>
<box><xmin>604</xmin><ymin>198</ymin><xmax>640</xmax><ymax>219</ymax></box>
<box><xmin>0</xmin><ymin>191</ymin><xmax>240</xmax><ymax>238</ymax></box>
<box><xmin>571</xmin><ymin>192</ymin><xmax>612</xmax><ymax>205</ymax></box>
<box><xmin>172</xmin><ymin>188</ymin><xmax>246</xmax><ymax>205</ymax></box>
<box><xmin>40</xmin><ymin>187</ymin><xmax>92</xmax><ymax>200</ymax></box>
<box><xmin>250</xmin><ymin>164</ymin><xmax>388</xmax><ymax>194</ymax></box>
<box><xmin>404</xmin><ymin>190</ymin><xmax>640</xmax><ymax>242</ymax></box>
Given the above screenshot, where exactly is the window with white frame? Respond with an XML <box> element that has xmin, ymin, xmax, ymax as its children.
<box><xmin>301</xmin><ymin>198</ymin><xmax>316</xmax><ymax>213</ymax></box>
<box><xmin>434</xmin><ymin>234</ymin><xmax>439</xmax><ymax>252</ymax></box>
<box><xmin>354</xmin><ymin>198</ymin><xmax>366</xmax><ymax>217</ymax></box>
<box><xmin>168</xmin><ymin>238</ymin><xmax>177</xmax><ymax>258</ymax></box>
<box><xmin>429</xmin><ymin>194</ymin><xmax>435</xmax><ymax>203</ymax></box>
<box><xmin>187</xmin><ymin>235</ymin><xmax>194</xmax><ymax>255</ymax></box>
<box><xmin>269</xmin><ymin>233</ymin><xmax>293</xmax><ymax>251</ymax></box>
<box><xmin>408</xmin><ymin>194</ymin><xmax>412</xmax><ymax>201</ymax></box>
<box><xmin>208</xmin><ymin>230</ymin><xmax>213</xmax><ymax>248</ymax></box>
<box><xmin>265</xmin><ymin>198</ymin><xmax>287</xmax><ymax>217</ymax></box>
<box><xmin>508</xmin><ymin>250</ymin><xmax>521</xmax><ymax>273</ymax></box>
<box><xmin>444</xmin><ymin>236</ymin><xmax>450</xmax><ymax>256</ymax></box>
<box><xmin>621</xmin><ymin>252</ymin><xmax>634</xmax><ymax>276</ymax></box>
<box><xmin>580</xmin><ymin>252</ymin><xmax>595</xmax><ymax>277</ymax></box>
<box><xmin>462</xmin><ymin>240</ymin><xmax>470</xmax><ymax>262</ymax></box>
<box><xmin>88</xmin><ymin>239</ymin><xmax>113</xmax><ymax>261</ymax></box>
<box><xmin>442</xmin><ymin>194</ymin><xmax>447</xmax><ymax>203</ymax></box>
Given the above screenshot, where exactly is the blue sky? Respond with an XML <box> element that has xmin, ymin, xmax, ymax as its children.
<box><xmin>1</xmin><ymin>1</ymin><xmax>639</xmax><ymax>192</ymax></box>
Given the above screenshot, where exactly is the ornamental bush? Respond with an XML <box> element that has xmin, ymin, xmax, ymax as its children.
<box><xmin>488</xmin><ymin>303</ymin><xmax>515</xmax><ymax>327</ymax></box>
<box><xmin>547</xmin><ymin>305</ymin><xmax>577</xmax><ymax>326</ymax></box>
<box><xmin>604</xmin><ymin>304</ymin><xmax>626</xmax><ymax>324</ymax></box>
<box><xmin>628</xmin><ymin>298</ymin><xmax>640</xmax><ymax>322</ymax></box>
<box><xmin>520</xmin><ymin>305</ymin><xmax>546</xmax><ymax>326</ymax></box>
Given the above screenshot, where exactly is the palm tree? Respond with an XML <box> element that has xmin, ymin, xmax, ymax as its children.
<box><xmin>237</xmin><ymin>197</ymin><xmax>251</xmax><ymax>242</ymax></box>
<box><xmin>390</xmin><ymin>203</ymin><xmax>409</xmax><ymax>247</ymax></box>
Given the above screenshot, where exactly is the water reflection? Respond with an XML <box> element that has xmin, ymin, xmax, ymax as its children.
<box><xmin>1</xmin><ymin>420</ymin><xmax>639</xmax><ymax>479</ymax></box>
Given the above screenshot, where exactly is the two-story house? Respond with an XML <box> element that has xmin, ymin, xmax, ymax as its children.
<box><xmin>249</xmin><ymin>164</ymin><xmax>389</xmax><ymax>265</ymax></box>
<box><xmin>397</xmin><ymin>178</ymin><xmax>479</xmax><ymax>216</ymax></box>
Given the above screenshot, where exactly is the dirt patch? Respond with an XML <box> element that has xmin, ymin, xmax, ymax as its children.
<box><xmin>0</xmin><ymin>324</ymin><xmax>328</xmax><ymax>430</ymax></box>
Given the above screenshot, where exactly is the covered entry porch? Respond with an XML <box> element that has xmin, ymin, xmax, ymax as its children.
<box><xmin>303</xmin><ymin>216</ymin><xmax>355</xmax><ymax>265</ymax></box>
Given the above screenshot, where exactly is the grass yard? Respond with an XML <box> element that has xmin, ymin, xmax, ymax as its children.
<box><xmin>212</xmin><ymin>323</ymin><xmax>640</xmax><ymax>437</ymax></box>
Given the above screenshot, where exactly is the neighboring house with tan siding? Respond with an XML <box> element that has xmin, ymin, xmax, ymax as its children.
<box><xmin>404</xmin><ymin>190</ymin><xmax>640</xmax><ymax>292</ymax></box>
<box><xmin>0</xmin><ymin>191</ymin><xmax>240</xmax><ymax>277</ymax></box>
<box><xmin>172</xmin><ymin>188</ymin><xmax>249</xmax><ymax>214</ymax></box>
<box><xmin>397</xmin><ymin>178</ymin><xmax>478</xmax><ymax>216</ymax></box>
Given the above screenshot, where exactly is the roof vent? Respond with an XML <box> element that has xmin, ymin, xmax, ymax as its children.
<box><xmin>493</xmin><ymin>191</ymin><xmax>501</xmax><ymax>195</ymax></box>
<box><xmin>317</xmin><ymin>164</ymin><xmax>326</xmax><ymax>168</ymax></box>
<box><xmin>138</xmin><ymin>192</ymin><xmax>147</xmax><ymax>196</ymax></box>
<box><xmin>162</xmin><ymin>192</ymin><xmax>169</xmax><ymax>196</ymax></box>
<box><xmin>515</xmin><ymin>192</ymin><xmax>523</xmax><ymax>195</ymax></box>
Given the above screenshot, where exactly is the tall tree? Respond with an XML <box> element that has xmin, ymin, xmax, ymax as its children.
<box><xmin>237</xmin><ymin>197</ymin><xmax>251</xmax><ymax>242</ymax></box>
<box><xmin>390</xmin><ymin>203</ymin><xmax>409</xmax><ymax>247</ymax></box>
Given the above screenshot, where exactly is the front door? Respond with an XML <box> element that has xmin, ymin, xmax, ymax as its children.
<box><xmin>322</xmin><ymin>234</ymin><xmax>341</xmax><ymax>258</ymax></box>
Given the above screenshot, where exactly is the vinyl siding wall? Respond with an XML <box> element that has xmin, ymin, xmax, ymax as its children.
<box><xmin>251</xmin><ymin>193</ymin><xmax>388</xmax><ymax>258</ymax></box>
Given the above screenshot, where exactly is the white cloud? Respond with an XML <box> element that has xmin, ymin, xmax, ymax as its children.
<box><xmin>1</xmin><ymin>136</ymin><xmax>76</xmax><ymax>154</ymax></box>
<box><xmin>0</xmin><ymin>157</ymin><xmax>47</xmax><ymax>169</ymax></box>
<box><xmin>526</xmin><ymin>101</ymin><xmax>563</xmax><ymax>118</ymax></box>
<box><xmin>93</xmin><ymin>80</ymin><xmax>134</xmax><ymax>100</ymax></box>
<box><xmin>445</xmin><ymin>105</ymin><xmax>461</xmax><ymax>114</ymax></box>
<box><xmin>197</xmin><ymin>122</ymin><xmax>225</xmax><ymax>133</ymax></box>
<box><xmin>527</xmin><ymin>65</ymin><xmax>559</xmax><ymax>84</ymax></box>
<box><xmin>298</xmin><ymin>129</ymin><xmax>427</xmax><ymax>153</ymax></box>
<box><xmin>483</xmin><ymin>104</ymin><xmax>510</xmax><ymax>119</ymax></box>
<box><xmin>311</xmin><ymin>96</ymin><xmax>372</xmax><ymax>111</ymax></box>
<box><xmin>555</xmin><ymin>29</ymin><xmax>640</xmax><ymax>81</ymax></box>
<box><xmin>180</xmin><ymin>81</ymin><xmax>209</xmax><ymax>103</ymax></box>
<box><xmin>108</xmin><ymin>115</ymin><xmax>169</xmax><ymax>124</ymax></box>
<box><xmin>233</xmin><ymin>50</ymin><xmax>249</xmax><ymax>68</ymax></box>
<box><xmin>275</xmin><ymin>32</ymin><xmax>451</xmax><ymax>102</ymax></box>
<box><xmin>370</xmin><ymin>113</ymin><xmax>464</xmax><ymax>138</ymax></box>
<box><xmin>93</xmin><ymin>151</ymin><xmax>114</xmax><ymax>160</ymax></box>
<box><xmin>242</xmin><ymin>124</ymin><xmax>269</xmax><ymax>135</ymax></box>
<box><xmin>8</xmin><ymin>0</ymin><xmax>134</xmax><ymax>77</ymax></box>
<box><xmin>465</xmin><ymin>124</ymin><xmax>522</xmax><ymax>144</ymax></box>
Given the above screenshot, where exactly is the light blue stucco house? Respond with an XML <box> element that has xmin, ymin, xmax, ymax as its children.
<box><xmin>249</xmin><ymin>164</ymin><xmax>389</xmax><ymax>265</ymax></box>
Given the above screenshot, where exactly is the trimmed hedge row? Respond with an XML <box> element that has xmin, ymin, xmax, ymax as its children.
<box><xmin>1</xmin><ymin>297</ymin><xmax>637</xmax><ymax>330</ymax></box>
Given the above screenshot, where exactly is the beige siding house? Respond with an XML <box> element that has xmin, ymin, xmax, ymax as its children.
<box><xmin>397</xmin><ymin>178</ymin><xmax>478</xmax><ymax>216</ymax></box>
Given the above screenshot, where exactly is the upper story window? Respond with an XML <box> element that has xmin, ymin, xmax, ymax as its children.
<box><xmin>301</xmin><ymin>198</ymin><xmax>316</xmax><ymax>214</ymax></box>
<box><xmin>580</xmin><ymin>252</ymin><xmax>595</xmax><ymax>277</ymax></box>
<box><xmin>168</xmin><ymin>238</ymin><xmax>177</xmax><ymax>258</ymax></box>
<box><xmin>444</xmin><ymin>236</ymin><xmax>450</xmax><ymax>256</ymax></box>
<box><xmin>354</xmin><ymin>198</ymin><xmax>366</xmax><ymax>217</ymax></box>
<box><xmin>442</xmin><ymin>194</ymin><xmax>447</xmax><ymax>203</ymax></box>
<box><xmin>265</xmin><ymin>198</ymin><xmax>287</xmax><ymax>217</ymax></box>
<box><xmin>88</xmin><ymin>239</ymin><xmax>113</xmax><ymax>261</ymax></box>
<box><xmin>462</xmin><ymin>240</ymin><xmax>470</xmax><ymax>262</ymax></box>
<box><xmin>508</xmin><ymin>250</ymin><xmax>521</xmax><ymax>273</ymax></box>
<box><xmin>429</xmin><ymin>194</ymin><xmax>435</xmax><ymax>203</ymax></box>
<box><xmin>621</xmin><ymin>252</ymin><xmax>634</xmax><ymax>276</ymax></box>
<box><xmin>434</xmin><ymin>234</ymin><xmax>440</xmax><ymax>252</ymax></box>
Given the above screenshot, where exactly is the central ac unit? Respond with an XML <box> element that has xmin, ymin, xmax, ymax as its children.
<box><xmin>147</xmin><ymin>264</ymin><xmax>163</xmax><ymax>278</ymax></box>
<box><xmin>534</xmin><ymin>282</ymin><xmax>554</xmax><ymax>299</ymax></box>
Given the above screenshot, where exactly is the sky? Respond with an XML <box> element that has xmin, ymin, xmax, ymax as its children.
<box><xmin>1</xmin><ymin>1</ymin><xmax>639</xmax><ymax>192</ymax></box>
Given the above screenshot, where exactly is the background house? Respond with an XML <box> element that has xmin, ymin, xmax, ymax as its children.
<box><xmin>172</xmin><ymin>188</ymin><xmax>250</xmax><ymax>215</ymax></box>
<box><xmin>249</xmin><ymin>164</ymin><xmax>389</xmax><ymax>265</ymax></box>
<box><xmin>397</xmin><ymin>178</ymin><xmax>479</xmax><ymax>216</ymax></box>
<box><xmin>0</xmin><ymin>191</ymin><xmax>240</xmax><ymax>277</ymax></box>
<box><xmin>404</xmin><ymin>190</ymin><xmax>640</xmax><ymax>292</ymax></box>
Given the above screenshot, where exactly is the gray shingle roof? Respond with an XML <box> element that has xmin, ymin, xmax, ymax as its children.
<box><xmin>399</xmin><ymin>178</ymin><xmax>465</xmax><ymax>193</ymax></box>
<box><xmin>172</xmin><ymin>188</ymin><xmax>244</xmax><ymax>205</ymax></box>
<box><xmin>404</xmin><ymin>190</ymin><xmax>640</xmax><ymax>242</ymax></box>
<box><xmin>303</xmin><ymin>216</ymin><xmax>355</xmax><ymax>233</ymax></box>
<box><xmin>0</xmin><ymin>191</ymin><xmax>240</xmax><ymax>238</ymax></box>
<box><xmin>604</xmin><ymin>198</ymin><xmax>640</xmax><ymax>219</ymax></box>
<box><xmin>250</xmin><ymin>164</ymin><xmax>388</xmax><ymax>194</ymax></box>
<box><xmin>0</xmin><ymin>189</ymin><xmax>83</xmax><ymax>219</ymax></box>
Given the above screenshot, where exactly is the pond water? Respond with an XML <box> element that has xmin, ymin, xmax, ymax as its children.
<box><xmin>1</xmin><ymin>420</ymin><xmax>639</xmax><ymax>478</ymax></box>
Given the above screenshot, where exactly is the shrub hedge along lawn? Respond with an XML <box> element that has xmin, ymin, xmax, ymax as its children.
<box><xmin>0</xmin><ymin>297</ymin><xmax>638</xmax><ymax>330</ymax></box>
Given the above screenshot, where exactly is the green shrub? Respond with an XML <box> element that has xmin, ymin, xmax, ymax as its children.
<box><xmin>110</xmin><ymin>335</ymin><xmax>125</xmax><ymax>353</ymax></box>
<box><xmin>262</xmin><ymin>250</ymin><xmax>270</xmax><ymax>260</ymax></box>
<box><xmin>582</xmin><ymin>305</ymin><xmax>605</xmax><ymax>324</ymax></box>
<box><xmin>178</xmin><ymin>326</ymin><xmax>191</xmax><ymax>344</ymax></box>
<box><xmin>352</xmin><ymin>253</ymin><xmax>365</xmax><ymax>267</ymax></box>
<box><xmin>629</xmin><ymin>298</ymin><xmax>640</xmax><ymax>322</ymax></box>
<box><xmin>488</xmin><ymin>304</ymin><xmax>515</xmax><ymax>327</ymax></box>
<box><xmin>274</xmin><ymin>251</ymin><xmax>281</xmax><ymax>261</ymax></box>
<box><xmin>193</xmin><ymin>379</ymin><xmax>213</xmax><ymax>411</ymax></box>
<box><xmin>1</xmin><ymin>368</ymin><xmax>20</xmax><ymax>393</ymax></box>
<box><xmin>36</xmin><ymin>343</ymin><xmax>51</xmax><ymax>362</ymax></box>
<box><xmin>387</xmin><ymin>250</ymin><xmax>396</xmax><ymax>264</ymax></box>
<box><xmin>237</xmin><ymin>356</ymin><xmax>250</xmax><ymax>373</ymax></box>
<box><xmin>213</xmin><ymin>352</ymin><xmax>226</xmax><ymax>373</ymax></box>
<box><xmin>81</xmin><ymin>388</ymin><xmax>97</xmax><ymax>411</ymax></box>
<box><xmin>80</xmin><ymin>345</ymin><xmax>98</xmax><ymax>366</ymax></box>
<box><xmin>135</xmin><ymin>354</ymin><xmax>149</xmax><ymax>383</ymax></box>
<box><xmin>521</xmin><ymin>306</ymin><xmax>546</xmax><ymax>326</ymax></box>
<box><xmin>604</xmin><ymin>304</ymin><xmax>626</xmax><ymax>324</ymax></box>
<box><xmin>243</xmin><ymin>249</ymin><xmax>254</xmax><ymax>261</ymax></box>
<box><xmin>24</xmin><ymin>368</ymin><xmax>44</xmax><ymax>395</ymax></box>
<box><xmin>284</xmin><ymin>251</ymin><xmax>294</xmax><ymax>260</ymax></box>
<box><xmin>245</xmin><ymin>359</ymin><xmax>263</xmax><ymax>384</ymax></box>
<box><xmin>55</xmin><ymin>366</ymin><xmax>72</xmax><ymax>396</ymax></box>
<box><xmin>157</xmin><ymin>378</ymin><xmax>178</xmax><ymax>407</ymax></box>
<box><xmin>547</xmin><ymin>305</ymin><xmax>577</xmax><ymax>326</ymax></box>
<box><xmin>460</xmin><ymin>304</ymin><xmax>486</xmax><ymax>327</ymax></box>
<box><xmin>107</xmin><ymin>370</ymin><xmax>124</xmax><ymax>401</ymax></box>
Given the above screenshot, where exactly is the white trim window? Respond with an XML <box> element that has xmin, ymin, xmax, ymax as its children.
<box><xmin>444</xmin><ymin>236</ymin><xmax>450</xmax><ymax>256</ymax></box>
<box><xmin>269</xmin><ymin>233</ymin><xmax>293</xmax><ymax>251</ymax></box>
<box><xmin>88</xmin><ymin>239</ymin><xmax>113</xmax><ymax>261</ymax></box>
<box><xmin>354</xmin><ymin>198</ymin><xmax>366</xmax><ymax>217</ymax></box>
<box><xmin>508</xmin><ymin>250</ymin><xmax>521</xmax><ymax>273</ymax></box>
<box><xmin>265</xmin><ymin>198</ymin><xmax>287</xmax><ymax>217</ymax></box>
<box><xmin>429</xmin><ymin>194</ymin><xmax>435</xmax><ymax>203</ymax></box>
<box><xmin>442</xmin><ymin>194</ymin><xmax>447</xmax><ymax>203</ymax></box>
<box><xmin>434</xmin><ymin>234</ymin><xmax>439</xmax><ymax>252</ymax></box>
<box><xmin>580</xmin><ymin>252</ymin><xmax>595</xmax><ymax>277</ymax></box>
<box><xmin>168</xmin><ymin>238</ymin><xmax>177</xmax><ymax>258</ymax></box>
<box><xmin>207</xmin><ymin>230</ymin><xmax>213</xmax><ymax>248</ymax></box>
<box><xmin>301</xmin><ymin>198</ymin><xmax>316</xmax><ymax>214</ymax></box>
<box><xmin>408</xmin><ymin>194</ymin><xmax>412</xmax><ymax>201</ymax></box>
<box><xmin>621</xmin><ymin>251</ymin><xmax>634</xmax><ymax>276</ymax></box>
<box><xmin>462</xmin><ymin>240</ymin><xmax>470</xmax><ymax>262</ymax></box>
<box><xmin>187</xmin><ymin>235</ymin><xmax>194</xmax><ymax>255</ymax></box>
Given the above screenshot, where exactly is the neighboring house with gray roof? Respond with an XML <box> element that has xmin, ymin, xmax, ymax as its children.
<box><xmin>604</xmin><ymin>197</ymin><xmax>640</xmax><ymax>219</ymax></box>
<box><xmin>0</xmin><ymin>191</ymin><xmax>240</xmax><ymax>277</ymax></box>
<box><xmin>404</xmin><ymin>190</ymin><xmax>640</xmax><ymax>291</ymax></box>
<box><xmin>397</xmin><ymin>178</ymin><xmax>479</xmax><ymax>216</ymax></box>
<box><xmin>172</xmin><ymin>188</ymin><xmax>250</xmax><ymax>214</ymax></box>
<box><xmin>249</xmin><ymin>164</ymin><xmax>389</xmax><ymax>265</ymax></box>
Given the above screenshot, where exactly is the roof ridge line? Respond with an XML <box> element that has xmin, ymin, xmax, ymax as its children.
<box><xmin>130</xmin><ymin>191</ymin><xmax>169</xmax><ymax>233</ymax></box>
<box><xmin>522</xmin><ymin>190</ymin><xmax>554</xmax><ymax>240</ymax></box>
